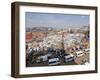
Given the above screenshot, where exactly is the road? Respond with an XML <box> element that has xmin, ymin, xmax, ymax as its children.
<box><xmin>26</xmin><ymin>60</ymin><xmax>77</xmax><ymax>67</ymax></box>
<box><xmin>26</xmin><ymin>50</ymin><xmax>89</xmax><ymax>67</ymax></box>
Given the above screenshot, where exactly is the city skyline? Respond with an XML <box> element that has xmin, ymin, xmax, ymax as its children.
<box><xmin>25</xmin><ymin>12</ymin><xmax>89</xmax><ymax>28</ymax></box>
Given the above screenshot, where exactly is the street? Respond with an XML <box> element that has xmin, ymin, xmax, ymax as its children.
<box><xmin>27</xmin><ymin>59</ymin><xmax>77</xmax><ymax>67</ymax></box>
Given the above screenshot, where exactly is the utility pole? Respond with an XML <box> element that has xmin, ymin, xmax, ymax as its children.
<box><xmin>61</xmin><ymin>31</ymin><xmax>65</xmax><ymax>49</ymax></box>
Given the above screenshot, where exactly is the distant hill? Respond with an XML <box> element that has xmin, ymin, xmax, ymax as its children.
<box><xmin>26</xmin><ymin>28</ymin><xmax>31</xmax><ymax>32</ymax></box>
<box><xmin>26</xmin><ymin>26</ymin><xmax>53</xmax><ymax>32</ymax></box>
<box><xmin>26</xmin><ymin>25</ymin><xmax>89</xmax><ymax>32</ymax></box>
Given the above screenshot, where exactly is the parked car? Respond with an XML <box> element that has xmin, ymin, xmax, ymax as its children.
<box><xmin>75</xmin><ymin>51</ymin><xmax>84</xmax><ymax>57</ymax></box>
<box><xmin>64</xmin><ymin>54</ymin><xmax>74</xmax><ymax>62</ymax></box>
<box><xmin>84</xmin><ymin>48</ymin><xmax>89</xmax><ymax>54</ymax></box>
<box><xmin>48</xmin><ymin>58</ymin><xmax>60</xmax><ymax>66</ymax></box>
<box><xmin>36</xmin><ymin>55</ymin><xmax>47</xmax><ymax>63</ymax></box>
<box><xmin>36</xmin><ymin>54</ymin><xmax>52</xmax><ymax>63</ymax></box>
<box><xmin>36</xmin><ymin>58</ymin><xmax>43</xmax><ymax>63</ymax></box>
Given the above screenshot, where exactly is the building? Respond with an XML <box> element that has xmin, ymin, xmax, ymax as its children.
<box><xmin>32</xmin><ymin>31</ymin><xmax>47</xmax><ymax>42</ymax></box>
<box><xmin>26</xmin><ymin>32</ymin><xmax>33</xmax><ymax>42</ymax></box>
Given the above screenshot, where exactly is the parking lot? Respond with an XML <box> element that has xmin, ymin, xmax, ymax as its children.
<box><xmin>27</xmin><ymin>59</ymin><xmax>77</xmax><ymax>67</ymax></box>
<box><xmin>26</xmin><ymin>48</ymin><xmax>89</xmax><ymax>67</ymax></box>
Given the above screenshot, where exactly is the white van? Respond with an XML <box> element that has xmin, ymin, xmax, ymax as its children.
<box><xmin>36</xmin><ymin>55</ymin><xmax>47</xmax><ymax>63</ymax></box>
<box><xmin>84</xmin><ymin>48</ymin><xmax>89</xmax><ymax>54</ymax></box>
<box><xmin>36</xmin><ymin>54</ymin><xmax>52</xmax><ymax>63</ymax></box>
<box><xmin>64</xmin><ymin>54</ymin><xmax>74</xmax><ymax>62</ymax></box>
<box><xmin>75</xmin><ymin>51</ymin><xmax>84</xmax><ymax>57</ymax></box>
<box><xmin>48</xmin><ymin>58</ymin><xmax>60</xmax><ymax>66</ymax></box>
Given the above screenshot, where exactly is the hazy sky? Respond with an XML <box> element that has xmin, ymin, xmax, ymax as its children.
<box><xmin>25</xmin><ymin>12</ymin><xmax>89</xmax><ymax>28</ymax></box>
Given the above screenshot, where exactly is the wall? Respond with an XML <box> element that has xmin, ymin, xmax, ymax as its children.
<box><xmin>0</xmin><ymin>0</ymin><xmax>99</xmax><ymax>80</ymax></box>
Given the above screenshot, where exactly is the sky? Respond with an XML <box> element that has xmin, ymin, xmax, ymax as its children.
<box><xmin>25</xmin><ymin>12</ymin><xmax>89</xmax><ymax>28</ymax></box>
